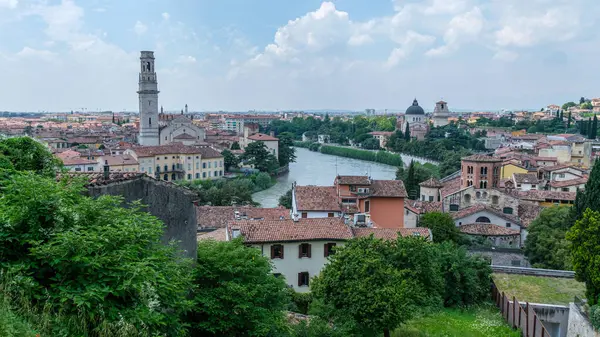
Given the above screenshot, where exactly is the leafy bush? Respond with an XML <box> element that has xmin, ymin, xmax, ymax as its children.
<box><xmin>293</xmin><ymin>141</ymin><xmax>312</xmax><ymax>149</ymax></box>
<box><xmin>308</xmin><ymin>143</ymin><xmax>321</xmax><ymax>152</ymax></box>
<box><xmin>591</xmin><ymin>305</ymin><xmax>600</xmax><ymax>330</ymax></box>
<box><xmin>319</xmin><ymin>146</ymin><xmax>403</xmax><ymax>166</ymax></box>
<box><xmin>287</xmin><ymin>289</ymin><xmax>313</xmax><ymax>315</ymax></box>
<box><xmin>254</xmin><ymin>172</ymin><xmax>273</xmax><ymax>191</ymax></box>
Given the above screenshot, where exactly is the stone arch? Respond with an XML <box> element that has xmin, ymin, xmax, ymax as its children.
<box><xmin>476</xmin><ymin>216</ymin><xmax>491</xmax><ymax>223</ymax></box>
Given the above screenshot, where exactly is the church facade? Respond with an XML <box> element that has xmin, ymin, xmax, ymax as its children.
<box><xmin>137</xmin><ymin>51</ymin><xmax>205</xmax><ymax>146</ymax></box>
<box><xmin>396</xmin><ymin>98</ymin><xmax>430</xmax><ymax>140</ymax></box>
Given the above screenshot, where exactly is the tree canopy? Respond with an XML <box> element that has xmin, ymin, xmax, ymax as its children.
<box><xmin>567</xmin><ymin>209</ymin><xmax>600</xmax><ymax>305</ymax></box>
<box><xmin>277</xmin><ymin>132</ymin><xmax>297</xmax><ymax>167</ymax></box>
<box><xmin>419</xmin><ymin>212</ymin><xmax>463</xmax><ymax>244</ymax></box>
<box><xmin>242</xmin><ymin>141</ymin><xmax>279</xmax><ymax>174</ymax></box>
<box><xmin>524</xmin><ymin>206</ymin><xmax>572</xmax><ymax>270</ymax></box>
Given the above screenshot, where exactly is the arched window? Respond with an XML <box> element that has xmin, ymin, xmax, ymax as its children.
<box><xmin>171</xmin><ymin>173</ymin><xmax>176</xmax><ymax>181</ymax></box>
<box><xmin>156</xmin><ymin>165</ymin><xmax>160</xmax><ymax>173</ymax></box>
<box><xmin>464</xmin><ymin>194</ymin><xmax>471</xmax><ymax>203</ymax></box>
<box><xmin>476</xmin><ymin>216</ymin><xmax>491</xmax><ymax>223</ymax></box>
<box><xmin>164</xmin><ymin>165</ymin><xmax>168</xmax><ymax>172</ymax></box>
<box><xmin>163</xmin><ymin>174</ymin><xmax>168</xmax><ymax>181</ymax></box>
<box><xmin>449</xmin><ymin>204</ymin><xmax>459</xmax><ymax>211</ymax></box>
<box><xmin>476</xmin><ymin>191</ymin><xmax>481</xmax><ymax>198</ymax></box>
<box><xmin>503</xmin><ymin>207</ymin><xmax>513</xmax><ymax>214</ymax></box>
<box><xmin>482</xmin><ymin>191</ymin><xmax>488</xmax><ymax>198</ymax></box>
<box><xmin>492</xmin><ymin>195</ymin><xmax>499</xmax><ymax>204</ymax></box>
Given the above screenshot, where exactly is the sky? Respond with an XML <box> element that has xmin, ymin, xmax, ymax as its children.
<box><xmin>0</xmin><ymin>0</ymin><xmax>598</xmax><ymax>113</ymax></box>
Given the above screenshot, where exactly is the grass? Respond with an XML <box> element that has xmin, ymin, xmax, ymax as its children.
<box><xmin>393</xmin><ymin>304</ymin><xmax>520</xmax><ymax>337</ymax></box>
<box><xmin>493</xmin><ymin>273</ymin><xmax>585</xmax><ymax>305</ymax></box>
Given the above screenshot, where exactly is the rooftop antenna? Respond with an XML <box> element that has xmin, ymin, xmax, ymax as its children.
<box><xmin>335</xmin><ymin>157</ymin><xmax>338</xmax><ymax>176</ymax></box>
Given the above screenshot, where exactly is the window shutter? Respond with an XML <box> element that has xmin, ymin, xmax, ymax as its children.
<box><xmin>280</xmin><ymin>245</ymin><xmax>284</xmax><ymax>259</ymax></box>
<box><xmin>324</xmin><ymin>243</ymin><xmax>329</xmax><ymax>257</ymax></box>
<box><xmin>306</xmin><ymin>272</ymin><xmax>310</xmax><ymax>286</ymax></box>
<box><xmin>299</xmin><ymin>244</ymin><xmax>303</xmax><ymax>258</ymax></box>
<box><xmin>298</xmin><ymin>273</ymin><xmax>302</xmax><ymax>287</ymax></box>
<box><xmin>307</xmin><ymin>244</ymin><xmax>312</xmax><ymax>258</ymax></box>
<box><xmin>271</xmin><ymin>245</ymin><xmax>275</xmax><ymax>259</ymax></box>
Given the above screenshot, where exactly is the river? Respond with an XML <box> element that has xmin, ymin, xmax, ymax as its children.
<box><xmin>252</xmin><ymin>147</ymin><xmax>435</xmax><ymax>207</ymax></box>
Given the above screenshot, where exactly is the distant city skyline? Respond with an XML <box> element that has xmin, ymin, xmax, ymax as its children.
<box><xmin>0</xmin><ymin>0</ymin><xmax>598</xmax><ymax>112</ymax></box>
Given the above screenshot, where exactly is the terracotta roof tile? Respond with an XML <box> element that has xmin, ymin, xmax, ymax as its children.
<box><xmin>352</xmin><ymin>227</ymin><xmax>431</xmax><ymax>240</ymax></box>
<box><xmin>60</xmin><ymin>171</ymin><xmax>145</xmax><ymax>186</ymax></box>
<box><xmin>248</xmin><ymin>133</ymin><xmax>279</xmax><ymax>141</ymax></box>
<box><xmin>462</xmin><ymin>154</ymin><xmax>502</xmax><ymax>162</ymax></box>
<box><xmin>459</xmin><ymin>223</ymin><xmax>520</xmax><ymax>236</ymax></box>
<box><xmin>517</xmin><ymin>190</ymin><xmax>576</xmax><ymax>201</ymax></box>
<box><xmin>440</xmin><ymin>176</ymin><xmax>462</xmax><ymax>198</ymax></box>
<box><xmin>513</xmin><ymin>173</ymin><xmax>539</xmax><ymax>184</ymax></box>
<box><xmin>101</xmin><ymin>154</ymin><xmax>138</xmax><ymax>166</ymax></box>
<box><xmin>61</xmin><ymin>157</ymin><xmax>97</xmax><ymax>166</ymax></box>
<box><xmin>129</xmin><ymin>143</ymin><xmax>202</xmax><ymax>157</ymax></box>
<box><xmin>405</xmin><ymin>201</ymin><xmax>443</xmax><ymax>214</ymax></box>
<box><xmin>370</xmin><ymin>180</ymin><xmax>408</xmax><ymax>198</ymax></box>
<box><xmin>451</xmin><ymin>204</ymin><xmax>520</xmax><ymax>224</ymax></box>
<box><xmin>230</xmin><ymin>218</ymin><xmax>353</xmax><ymax>243</ymax></box>
<box><xmin>196</xmin><ymin>206</ymin><xmax>290</xmax><ymax>229</ymax></box>
<box><xmin>419</xmin><ymin>177</ymin><xmax>444</xmax><ymax>188</ymax></box>
<box><xmin>518</xmin><ymin>203</ymin><xmax>542</xmax><ymax>228</ymax></box>
<box><xmin>549</xmin><ymin>177</ymin><xmax>588</xmax><ymax>188</ymax></box>
<box><xmin>197</xmin><ymin>228</ymin><xmax>227</xmax><ymax>241</ymax></box>
<box><xmin>336</xmin><ymin>175</ymin><xmax>371</xmax><ymax>185</ymax></box>
<box><xmin>295</xmin><ymin>186</ymin><xmax>341</xmax><ymax>211</ymax></box>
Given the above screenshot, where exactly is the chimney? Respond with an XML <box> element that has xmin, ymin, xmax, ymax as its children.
<box><xmin>232</xmin><ymin>228</ymin><xmax>241</xmax><ymax>239</ymax></box>
<box><xmin>293</xmin><ymin>213</ymin><xmax>299</xmax><ymax>222</ymax></box>
<box><xmin>270</xmin><ymin>131</ymin><xmax>275</xmax><ymax>137</ymax></box>
<box><xmin>103</xmin><ymin>160</ymin><xmax>110</xmax><ymax>180</ymax></box>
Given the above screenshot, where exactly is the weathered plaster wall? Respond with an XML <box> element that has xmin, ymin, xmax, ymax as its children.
<box><xmin>567</xmin><ymin>302</ymin><xmax>599</xmax><ymax>337</ymax></box>
<box><xmin>86</xmin><ymin>177</ymin><xmax>198</xmax><ymax>259</ymax></box>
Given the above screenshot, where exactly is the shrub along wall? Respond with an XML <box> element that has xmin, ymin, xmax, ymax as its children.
<box><xmin>319</xmin><ymin>145</ymin><xmax>404</xmax><ymax>167</ymax></box>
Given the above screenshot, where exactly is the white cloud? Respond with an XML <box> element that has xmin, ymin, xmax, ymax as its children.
<box><xmin>495</xmin><ymin>7</ymin><xmax>580</xmax><ymax>47</ymax></box>
<box><xmin>493</xmin><ymin>50</ymin><xmax>519</xmax><ymax>62</ymax></box>
<box><xmin>0</xmin><ymin>0</ymin><xmax>17</xmax><ymax>9</ymax></box>
<box><xmin>134</xmin><ymin>20</ymin><xmax>147</xmax><ymax>35</ymax></box>
<box><xmin>348</xmin><ymin>34</ymin><xmax>372</xmax><ymax>46</ymax></box>
<box><xmin>423</xmin><ymin>0</ymin><xmax>468</xmax><ymax>15</ymax></box>
<box><xmin>176</xmin><ymin>55</ymin><xmax>196</xmax><ymax>64</ymax></box>
<box><xmin>162</xmin><ymin>12</ymin><xmax>170</xmax><ymax>21</ymax></box>
<box><xmin>386</xmin><ymin>31</ymin><xmax>436</xmax><ymax>67</ymax></box>
<box><xmin>426</xmin><ymin>7</ymin><xmax>483</xmax><ymax>56</ymax></box>
<box><xmin>16</xmin><ymin>47</ymin><xmax>56</xmax><ymax>59</ymax></box>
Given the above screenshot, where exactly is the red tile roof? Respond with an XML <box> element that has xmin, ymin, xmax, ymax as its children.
<box><xmin>101</xmin><ymin>154</ymin><xmax>138</xmax><ymax>166</ymax></box>
<box><xmin>336</xmin><ymin>175</ymin><xmax>371</xmax><ymax>185</ymax></box>
<box><xmin>462</xmin><ymin>154</ymin><xmax>502</xmax><ymax>162</ymax></box>
<box><xmin>62</xmin><ymin>157</ymin><xmax>97</xmax><ymax>166</ymax></box>
<box><xmin>419</xmin><ymin>177</ymin><xmax>444</xmax><ymax>188</ymax></box>
<box><xmin>295</xmin><ymin>186</ymin><xmax>341</xmax><ymax>211</ymax></box>
<box><xmin>517</xmin><ymin>190</ymin><xmax>576</xmax><ymax>202</ymax></box>
<box><xmin>130</xmin><ymin>143</ymin><xmax>202</xmax><ymax>157</ymax></box>
<box><xmin>513</xmin><ymin>173</ymin><xmax>539</xmax><ymax>184</ymax></box>
<box><xmin>369</xmin><ymin>180</ymin><xmax>408</xmax><ymax>198</ymax></box>
<box><xmin>248</xmin><ymin>133</ymin><xmax>279</xmax><ymax>141</ymax></box>
<box><xmin>459</xmin><ymin>223</ymin><xmax>520</xmax><ymax>236</ymax></box>
<box><xmin>352</xmin><ymin>227</ymin><xmax>431</xmax><ymax>240</ymax></box>
<box><xmin>451</xmin><ymin>204</ymin><xmax>520</xmax><ymax>224</ymax></box>
<box><xmin>404</xmin><ymin>201</ymin><xmax>443</xmax><ymax>214</ymax></box>
<box><xmin>548</xmin><ymin>177</ymin><xmax>588</xmax><ymax>188</ymax></box>
<box><xmin>61</xmin><ymin>171</ymin><xmax>145</xmax><ymax>186</ymax></box>
<box><xmin>197</xmin><ymin>228</ymin><xmax>227</xmax><ymax>241</ymax></box>
<box><xmin>196</xmin><ymin>206</ymin><xmax>290</xmax><ymax>229</ymax></box>
<box><xmin>518</xmin><ymin>203</ymin><xmax>542</xmax><ymax>228</ymax></box>
<box><xmin>230</xmin><ymin>218</ymin><xmax>353</xmax><ymax>243</ymax></box>
<box><xmin>440</xmin><ymin>176</ymin><xmax>462</xmax><ymax>198</ymax></box>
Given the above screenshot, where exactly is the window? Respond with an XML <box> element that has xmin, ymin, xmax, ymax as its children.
<box><xmin>187</xmin><ymin>174</ymin><xmax>191</xmax><ymax>180</ymax></box>
<box><xmin>476</xmin><ymin>216</ymin><xmax>491</xmax><ymax>223</ymax></box>
<box><xmin>195</xmin><ymin>173</ymin><xmax>200</xmax><ymax>179</ymax></box>
<box><xmin>271</xmin><ymin>244</ymin><xmax>284</xmax><ymax>259</ymax></box>
<box><xmin>298</xmin><ymin>243</ymin><xmax>311</xmax><ymax>258</ymax></box>
<box><xmin>163</xmin><ymin>174</ymin><xmax>168</xmax><ymax>181</ymax></box>
<box><xmin>149</xmin><ymin>117</ymin><xmax>151</xmax><ymax>125</ymax></box>
<box><xmin>208</xmin><ymin>162</ymin><xmax>211</xmax><ymax>168</ymax></box>
<box><xmin>328</xmin><ymin>213</ymin><xmax>334</xmax><ymax>218</ymax></box>
<box><xmin>301</xmin><ymin>212</ymin><xmax>308</xmax><ymax>218</ymax></box>
<box><xmin>464</xmin><ymin>194</ymin><xmax>471</xmax><ymax>203</ymax></box>
<box><xmin>503</xmin><ymin>207</ymin><xmax>513</xmax><ymax>215</ymax></box>
<box><xmin>214</xmin><ymin>170</ymin><xmax>218</xmax><ymax>177</ymax></box>
<box><xmin>203</xmin><ymin>162</ymin><xmax>207</xmax><ymax>169</ymax></box>
<box><xmin>365</xmin><ymin>200</ymin><xmax>370</xmax><ymax>212</ymax></box>
<box><xmin>506</xmin><ymin>223</ymin><xmax>511</xmax><ymax>228</ymax></box>
<box><xmin>164</xmin><ymin>157</ymin><xmax>167</xmax><ymax>160</ymax></box>
<box><xmin>421</xmin><ymin>195</ymin><xmax>425</xmax><ymax>201</ymax></box>
<box><xmin>87</xmin><ymin>166</ymin><xmax>94</xmax><ymax>171</ymax></box>
<box><xmin>492</xmin><ymin>195</ymin><xmax>499</xmax><ymax>205</ymax></box>
<box><xmin>164</xmin><ymin>165</ymin><xmax>168</xmax><ymax>172</ymax></box>
<box><xmin>449</xmin><ymin>204</ymin><xmax>459</xmax><ymax>211</ymax></box>
<box><xmin>273</xmin><ymin>273</ymin><xmax>282</xmax><ymax>278</ymax></box>
<box><xmin>297</xmin><ymin>272</ymin><xmax>310</xmax><ymax>287</ymax></box>
<box><xmin>203</xmin><ymin>172</ymin><xmax>206</xmax><ymax>178</ymax></box>
<box><xmin>324</xmin><ymin>243</ymin><xmax>337</xmax><ymax>257</ymax></box>
<box><xmin>532</xmin><ymin>184</ymin><xmax>536</xmax><ymax>188</ymax></box>
<box><xmin>562</xmin><ymin>187</ymin><xmax>569</xmax><ymax>192</ymax></box>
<box><xmin>187</xmin><ymin>157</ymin><xmax>191</xmax><ymax>160</ymax></box>
<box><xmin>74</xmin><ymin>167</ymin><xmax>81</xmax><ymax>172</ymax></box>
<box><xmin>196</xmin><ymin>162</ymin><xmax>199</xmax><ymax>169</ymax></box>
<box><xmin>188</xmin><ymin>163</ymin><xmax>191</xmax><ymax>170</ymax></box>
<box><xmin>171</xmin><ymin>173</ymin><xmax>176</xmax><ymax>181</ymax></box>
<box><xmin>558</xmin><ymin>173</ymin><xmax>565</xmax><ymax>178</ymax></box>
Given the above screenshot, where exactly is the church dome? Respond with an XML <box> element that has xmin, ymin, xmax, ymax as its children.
<box><xmin>406</xmin><ymin>98</ymin><xmax>425</xmax><ymax>115</ymax></box>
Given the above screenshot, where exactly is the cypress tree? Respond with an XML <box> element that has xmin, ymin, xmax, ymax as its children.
<box><xmin>405</xmin><ymin>160</ymin><xmax>417</xmax><ymax>199</ymax></box>
<box><xmin>570</xmin><ymin>158</ymin><xmax>600</xmax><ymax>221</ymax></box>
<box><xmin>560</xmin><ymin>110</ymin><xmax>564</xmax><ymax>120</ymax></box>
<box><xmin>567</xmin><ymin>112</ymin><xmax>572</xmax><ymax>128</ymax></box>
<box><xmin>404</xmin><ymin>122</ymin><xmax>411</xmax><ymax>141</ymax></box>
<box><xmin>591</xmin><ymin>115</ymin><xmax>598</xmax><ymax>139</ymax></box>
<box><xmin>588</xmin><ymin>117</ymin><xmax>594</xmax><ymax>139</ymax></box>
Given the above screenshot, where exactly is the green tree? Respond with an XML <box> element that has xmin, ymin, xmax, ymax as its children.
<box><xmin>567</xmin><ymin>111</ymin><xmax>572</xmax><ymax>128</ymax></box>
<box><xmin>419</xmin><ymin>212</ymin><xmax>463</xmax><ymax>244</ymax></box>
<box><xmin>278</xmin><ymin>188</ymin><xmax>292</xmax><ymax>208</ymax></box>
<box><xmin>404</xmin><ymin>160</ymin><xmax>418</xmax><ymax>200</ymax></box>
<box><xmin>221</xmin><ymin>149</ymin><xmax>240</xmax><ymax>171</ymax></box>
<box><xmin>404</xmin><ymin>122</ymin><xmax>411</xmax><ymax>141</ymax></box>
<box><xmin>570</xmin><ymin>158</ymin><xmax>600</xmax><ymax>224</ymax></box>
<box><xmin>582</xmin><ymin>102</ymin><xmax>593</xmax><ymax>110</ymax></box>
<box><xmin>560</xmin><ymin>110</ymin><xmax>564</xmax><ymax>120</ymax></box>
<box><xmin>360</xmin><ymin>137</ymin><xmax>380</xmax><ymax>150</ymax></box>
<box><xmin>562</xmin><ymin>101</ymin><xmax>577</xmax><ymax>110</ymax></box>
<box><xmin>230</xmin><ymin>141</ymin><xmax>241</xmax><ymax>150</ymax></box>
<box><xmin>311</xmin><ymin>237</ymin><xmax>420</xmax><ymax>337</ymax></box>
<box><xmin>567</xmin><ymin>209</ymin><xmax>600</xmax><ymax>305</ymax></box>
<box><xmin>277</xmin><ymin>132</ymin><xmax>297</xmax><ymax>167</ymax></box>
<box><xmin>0</xmin><ymin>136</ymin><xmax>62</xmax><ymax>177</ymax></box>
<box><xmin>254</xmin><ymin>172</ymin><xmax>272</xmax><ymax>191</ymax></box>
<box><xmin>187</xmin><ymin>239</ymin><xmax>289</xmax><ymax>336</ymax></box>
<box><xmin>524</xmin><ymin>206</ymin><xmax>572</xmax><ymax>270</ymax></box>
<box><xmin>580</xmin><ymin>97</ymin><xmax>586</xmax><ymax>105</ymax></box>
<box><xmin>242</xmin><ymin>141</ymin><xmax>279</xmax><ymax>174</ymax></box>
<box><xmin>590</xmin><ymin>115</ymin><xmax>598</xmax><ymax>139</ymax></box>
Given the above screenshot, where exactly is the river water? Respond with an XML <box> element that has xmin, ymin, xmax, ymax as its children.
<box><xmin>252</xmin><ymin>147</ymin><xmax>434</xmax><ymax>207</ymax></box>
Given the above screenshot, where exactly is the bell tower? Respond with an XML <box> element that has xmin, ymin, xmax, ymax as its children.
<box><xmin>137</xmin><ymin>51</ymin><xmax>160</xmax><ymax>146</ymax></box>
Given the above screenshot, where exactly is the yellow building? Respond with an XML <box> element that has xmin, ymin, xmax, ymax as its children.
<box><xmin>511</xmin><ymin>130</ymin><xmax>526</xmax><ymax>137</ymax></box>
<box><xmin>499</xmin><ymin>162</ymin><xmax>528</xmax><ymax>179</ymax></box>
<box><xmin>125</xmin><ymin>143</ymin><xmax>224</xmax><ymax>182</ymax></box>
<box><xmin>98</xmin><ymin>154</ymin><xmax>139</xmax><ymax>172</ymax></box>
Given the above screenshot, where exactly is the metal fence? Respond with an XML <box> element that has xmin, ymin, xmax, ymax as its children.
<box><xmin>491</xmin><ymin>281</ymin><xmax>551</xmax><ymax>337</ymax></box>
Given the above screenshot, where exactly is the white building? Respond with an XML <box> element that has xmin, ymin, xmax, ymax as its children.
<box><xmin>62</xmin><ymin>157</ymin><xmax>98</xmax><ymax>172</ymax></box>
<box><xmin>292</xmin><ymin>185</ymin><xmax>342</xmax><ymax>219</ymax></box>
<box><xmin>224</xmin><ymin>218</ymin><xmax>431</xmax><ymax>292</ymax></box>
<box><xmin>432</xmin><ymin>100</ymin><xmax>451</xmax><ymax>127</ymax></box>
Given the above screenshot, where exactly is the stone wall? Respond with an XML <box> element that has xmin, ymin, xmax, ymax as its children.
<box><xmin>567</xmin><ymin>302</ymin><xmax>599</xmax><ymax>337</ymax></box>
<box><xmin>470</xmin><ymin>249</ymin><xmax>531</xmax><ymax>267</ymax></box>
<box><xmin>87</xmin><ymin>176</ymin><xmax>198</xmax><ymax>259</ymax></box>
<box><xmin>528</xmin><ymin>303</ymin><xmax>570</xmax><ymax>337</ymax></box>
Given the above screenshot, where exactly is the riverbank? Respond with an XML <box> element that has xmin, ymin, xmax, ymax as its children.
<box><xmin>294</xmin><ymin>142</ymin><xmax>404</xmax><ymax>166</ymax></box>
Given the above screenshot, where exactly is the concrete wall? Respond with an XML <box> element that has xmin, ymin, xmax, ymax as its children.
<box><xmin>567</xmin><ymin>302</ymin><xmax>600</xmax><ymax>337</ymax></box>
<box><xmin>529</xmin><ymin>303</ymin><xmax>570</xmax><ymax>337</ymax></box>
<box><xmin>491</xmin><ymin>265</ymin><xmax>575</xmax><ymax>278</ymax></box>
<box><xmin>253</xmin><ymin>240</ymin><xmax>344</xmax><ymax>293</ymax></box>
<box><xmin>86</xmin><ymin>176</ymin><xmax>198</xmax><ymax>259</ymax></box>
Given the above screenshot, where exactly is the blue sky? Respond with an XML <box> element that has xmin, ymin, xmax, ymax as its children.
<box><xmin>0</xmin><ymin>0</ymin><xmax>598</xmax><ymax>112</ymax></box>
